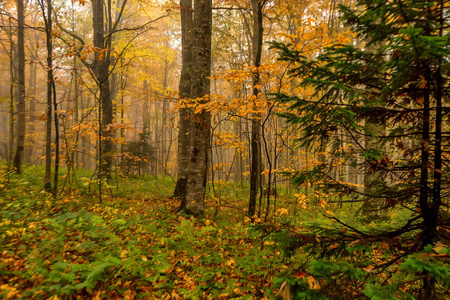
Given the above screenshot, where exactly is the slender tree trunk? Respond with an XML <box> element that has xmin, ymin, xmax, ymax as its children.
<box><xmin>181</xmin><ymin>0</ymin><xmax>212</xmax><ymax>216</ymax></box>
<box><xmin>362</xmin><ymin>43</ymin><xmax>386</xmax><ymax>220</ymax></box>
<box><xmin>174</xmin><ymin>0</ymin><xmax>193</xmax><ymax>203</ymax></box>
<box><xmin>154</xmin><ymin>97</ymin><xmax>159</xmax><ymax>176</ymax></box>
<box><xmin>80</xmin><ymin>93</ymin><xmax>87</xmax><ymax>168</ymax></box>
<box><xmin>73</xmin><ymin>57</ymin><xmax>80</xmax><ymax>168</ymax></box>
<box><xmin>362</xmin><ymin>122</ymin><xmax>385</xmax><ymax>219</ymax></box>
<box><xmin>233</xmin><ymin>116</ymin><xmax>243</xmax><ymax>185</ymax></box>
<box><xmin>120</xmin><ymin>80</ymin><xmax>125</xmax><ymax>167</ymax></box>
<box><xmin>162</xmin><ymin>54</ymin><xmax>169</xmax><ymax>173</ymax></box>
<box><xmin>92</xmin><ymin>0</ymin><xmax>113</xmax><ymax>179</ymax></box>
<box><xmin>248</xmin><ymin>0</ymin><xmax>264</xmax><ymax>217</ymax></box>
<box><xmin>8</xmin><ymin>25</ymin><xmax>15</xmax><ymax>167</ymax></box>
<box><xmin>40</xmin><ymin>0</ymin><xmax>54</xmax><ymax>191</ymax></box>
<box><xmin>13</xmin><ymin>0</ymin><xmax>26</xmax><ymax>174</ymax></box>
<box><xmin>26</xmin><ymin>54</ymin><xmax>36</xmax><ymax>163</ymax></box>
<box><xmin>419</xmin><ymin>71</ymin><xmax>434</xmax><ymax>298</ymax></box>
<box><xmin>46</xmin><ymin>0</ymin><xmax>59</xmax><ymax>196</ymax></box>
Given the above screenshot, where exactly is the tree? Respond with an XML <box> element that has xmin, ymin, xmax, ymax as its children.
<box><xmin>179</xmin><ymin>0</ymin><xmax>212</xmax><ymax>216</ymax></box>
<box><xmin>38</xmin><ymin>0</ymin><xmax>58</xmax><ymax>194</ymax></box>
<box><xmin>60</xmin><ymin>0</ymin><xmax>133</xmax><ymax>179</ymax></box>
<box><xmin>248</xmin><ymin>0</ymin><xmax>265</xmax><ymax>218</ymax></box>
<box><xmin>92</xmin><ymin>0</ymin><xmax>115</xmax><ymax>179</ymax></box>
<box><xmin>173</xmin><ymin>0</ymin><xmax>193</xmax><ymax>205</ymax></box>
<box><xmin>0</xmin><ymin>11</ymin><xmax>17</xmax><ymax>167</ymax></box>
<box><xmin>12</xmin><ymin>0</ymin><xmax>25</xmax><ymax>174</ymax></box>
<box><xmin>272</xmin><ymin>0</ymin><xmax>450</xmax><ymax>297</ymax></box>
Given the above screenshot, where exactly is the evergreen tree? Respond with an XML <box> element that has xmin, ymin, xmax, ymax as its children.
<box><xmin>271</xmin><ymin>0</ymin><xmax>450</xmax><ymax>298</ymax></box>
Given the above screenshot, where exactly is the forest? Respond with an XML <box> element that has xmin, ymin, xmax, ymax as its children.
<box><xmin>0</xmin><ymin>0</ymin><xmax>449</xmax><ymax>299</ymax></box>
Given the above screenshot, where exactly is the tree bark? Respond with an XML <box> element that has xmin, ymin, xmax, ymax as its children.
<box><xmin>174</xmin><ymin>0</ymin><xmax>193</xmax><ymax>203</ymax></box>
<box><xmin>419</xmin><ymin>71</ymin><xmax>433</xmax><ymax>298</ymax></box>
<box><xmin>361</xmin><ymin>122</ymin><xmax>385</xmax><ymax>220</ymax></box>
<box><xmin>362</xmin><ymin>43</ymin><xmax>386</xmax><ymax>221</ymax></box>
<box><xmin>92</xmin><ymin>0</ymin><xmax>113</xmax><ymax>179</ymax></box>
<box><xmin>7</xmin><ymin>16</ymin><xmax>16</xmax><ymax>167</ymax></box>
<box><xmin>248</xmin><ymin>0</ymin><xmax>264</xmax><ymax>217</ymax></box>
<box><xmin>40</xmin><ymin>0</ymin><xmax>54</xmax><ymax>191</ymax></box>
<box><xmin>26</xmin><ymin>46</ymin><xmax>37</xmax><ymax>163</ymax></box>
<box><xmin>180</xmin><ymin>0</ymin><xmax>212</xmax><ymax>216</ymax></box>
<box><xmin>13</xmin><ymin>0</ymin><xmax>26</xmax><ymax>174</ymax></box>
<box><xmin>162</xmin><ymin>53</ymin><xmax>169</xmax><ymax>173</ymax></box>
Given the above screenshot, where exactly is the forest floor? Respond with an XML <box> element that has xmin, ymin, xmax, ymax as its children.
<box><xmin>0</xmin><ymin>163</ymin><xmax>313</xmax><ymax>299</ymax></box>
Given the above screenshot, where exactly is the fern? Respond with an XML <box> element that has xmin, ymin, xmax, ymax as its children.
<box><xmin>75</xmin><ymin>261</ymin><xmax>115</xmax><ymax>293</ymax></box>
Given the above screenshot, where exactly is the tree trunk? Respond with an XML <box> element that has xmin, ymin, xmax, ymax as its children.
<box><xmin>162</xmin><ymin>54</ymin><xmax>169</xmax><ymax>173</ymax></box>
<box><xmin>92</xmin><ymin>0</ymin><xmax>113</xmax><ymax>179</ymax></box>
<box><xmin>73</xmin><ymin>56</ymin><xmax>80</xmax><ymax>168</ymax></box>
<box><xmin>40</xmin><ymin>0</ymin><xmax>55</xmax><ymax>192</ymax></box>
<box><xmin>13</xmin><ymin>0</ymin><xmax>26</xmax><ymax>174</ymax></box>
<box><xmin>26</xmin><ymin>50</ymin><xmax>37</xmax><ymax>163</ymax></box>
<box><xmin>248</xmin><ymin>0</ymin><xmax>264</xmax><ymax>217</ymax></box>
<box><xmin>181</xmin><ymin>0</ymin><xmax>212</xmax><ymax>216</ymax></box>
<box><xmin>174</xmin><ymin>0</ymin><xmax>193</xmax><ymax>203</ymax></box>
<box><xmin>419</xmin><ymin>71</ymin><xmax>433</xmax><ymax>298</ymax></box>
<box><xmin>362</xmin><ymin>122</ymin><xmax>385</xmax><ymax>220</ymax></box>
<box><xmin>362</xmin><ymin>43</ymin><xmax>386</xmax><ymax>220</ymax></box>
<box><xmin>7</xmin><ymin>18</ymin><xmax>16</xmax><ymax>167</ymax></box>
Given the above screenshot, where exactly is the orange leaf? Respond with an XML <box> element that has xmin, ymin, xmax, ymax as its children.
<box><xmin>295</xmin><ymin>271</ymin><xmax>307</xmax><ymax>279</ymax></box>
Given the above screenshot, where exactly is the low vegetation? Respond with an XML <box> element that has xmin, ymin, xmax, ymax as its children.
<box><xmin>1</xmin><ymin>163</ymin><xmax>449</xmax><ymax>299</ymax></box>
<box><xmin>0</xmin><ymin>163</ymin><xmax>291</xmax><ymax>299</ymax></box>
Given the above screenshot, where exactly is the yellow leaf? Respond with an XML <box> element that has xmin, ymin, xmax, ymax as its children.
<box><xmin>92</xmin><ymin>292</ymin><xmax>103</xmax><ymax>300</ymax></box>
<box><xmin>307</xmin><ymin>276</ymin><xmax>320</xmax><ymax>289</ymax></box>
<box><xmin>380</xmin><ymin>242</ymin><xmax>389</xmax><ymax>249</ymax></box>
<box><xmin>363</xmin><ymin>265</ymin><xmax>375</xmax><ymax>273</ymax></box>
<box><xmin>433</xmin><ymin>242</ymin><xmax>447</xmax><ymax>254</ymax></box>
<box><xmin>141</xmin><ymin>255</ymin><xmax>148</xmax><ymax>262</ymax></box>
<box><xmin>261</xmin><ymin>170</ymin><xmax>270</xmax><ymax>175</ymax></box>
<box><xmin>420</xmin><ymin>75</ymin><xmax>427</xmax><ymax>89</ymax></box>
<box><xmin>328</xmin><ymin>243</ymin><xmax>338</xmax><ymax>250</ymax></box>
<box><xmin>276</xmin><ymin>208</ymin><xmax>289</xmax><ymax>216</ymax></box>
<box><xmin>124</xmin><ymin>289</ymin><xmax>134</xmax><ymax>300</ymax></box>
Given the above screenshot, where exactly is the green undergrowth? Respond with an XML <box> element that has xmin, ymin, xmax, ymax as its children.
<box><xmin>2</xmin><ymin>164</ymin><xmax>448</xmax><ymax>299</ymax></box>
<box><xmin>0</xmin><ymin>164</ymin><xmax>290</xmax><ymax>299</ymax></box>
